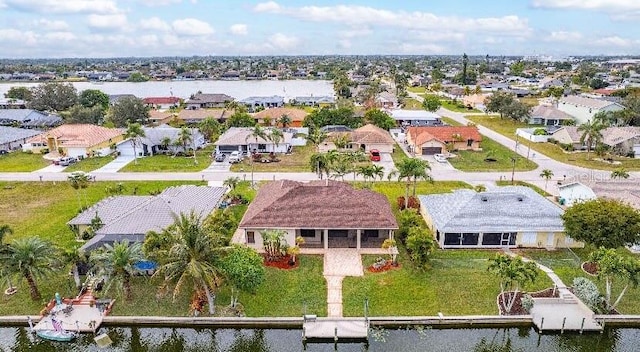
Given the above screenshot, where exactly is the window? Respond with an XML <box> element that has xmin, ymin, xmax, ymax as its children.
<box><xmin>482</xmin><ymin>233</ymin><xmax>502</xmax><ymax>246</ymax></box>
<box><xmin>467</xmin><ymin>139</ymin><xmax>473</xmax><ymax>147</ymax></box>
<box><xmin>246</xmin><ymin>231</ymin><xmax>255</xmax><ymax>244</ymax></box>
<box><xmin>444</xmin><ymin>233</ymin><xmax>460</xmax><ymax>246</ymax></box>
<box><xmin>461</xmin><ymin>233</ymin><xmax>479</xmax><ymax>245</ymax></box>
<box><xmin>300</xmin><ymin>229</ymin><xmax>316</xmax><ymax>238</ymax></box>
<box><xmin>364</xmin><ymin>230</ymin><xmax>378</xmax><ymax>238</ymax></box>
<box><xmin>258</xmin><ymin>144</ymin><xmax>266</xmax><ymax>150</ymax></box>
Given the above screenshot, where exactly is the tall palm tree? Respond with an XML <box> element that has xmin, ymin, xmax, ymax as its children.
<box><xmin>306</xmin><ymin>128</ymin><xmax>328</xmax><ymax>152</ymax></box>
<box><xmin>176</xmin><ymin>126</ymin><xmax>193</xmax><ymax>154</ymax></box>
<box><xmin>245</xmin><ymin>126</ymin><xmax>267</xmax><ymax>186</ymax></box>
<box><xmin>0</xmin><ymin>225</ymin><xmax>15</xmax><ymax>293</ymax></box>
<box><xmin>90</xmin><ymin>240</ymin><xmax>144</xmax><ymax>301</ymax></box>
<box><xmin>371</xmin><ymin>164</ymin><xmax>385</xmax><ymax>182</ymax></box>
<box><xmin>151</xmin><ymin>212</ymin><xmax>227</xmax><ymax>315</ymax></box>
<box><xmin>278</xmin><ymin>114</ymin><xmax>292</xmax><ymax>129</ymax></box>
<box><xmin>539</xmin><ymin>169</ymin><xmax>554</xmax><ymax>192</ymax></box>
<box><xmin>223</xmin><ymin>176</ymin><xmax>241</xmax><ymax>191</ymax></box>
<box><xmin>389</xmin><ymin>157</ymin><xmax>432</xmax><ymax>209</ymax></box>
<box><xmin>160</xmin><ymin>136</ymin><xmax>172</xmax><ymax>154</ymax></box>
<box><xmin>68</xmin><ymin>171</ymin><xmax>91</xmax><ymax>210</ymax></box>
<box><xmin>268</xmin><ymin>128</ymin><xmax>284</xmax><ymax>152</ymax></box>
<box><xmin>578</xmin><ymin>120</ymin><xmax>604</xmax><ymax>160</ymax></box>
<box><xmin>125</xmin><ymin>122</ymin><xmax>146</xmax><ymax>165</ymax></box>
<box><xmin>7</xmin><ymin>237</ymin><xmax>56</xmax><ymax>300</ymax></box>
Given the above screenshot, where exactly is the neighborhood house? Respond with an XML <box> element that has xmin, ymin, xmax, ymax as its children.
<box><xmin>389</xmin><ymin>109</ymin><xmax>442</xmax><ymax>127</ymax></box>
<box><xmin>185</xmin><ymin>93</ymin><xmax>235</xmax><ymax>109</ymax></box>
<box><xmin>23</xmin><ymin>124</ymin><xmax>124</xmax><ymax>158</ymax></box>
<box><xmin>116</xmin><ymin>124</ymin><xmax>205</xmax><ymax>157</ymax></box>
<box><xmin>557</xmin><ymin>95</ymin><xmax>624</xmax><ymax>125</ymax></box>
<box><xmin>252</xmin><ymin>107</ymin><xmax>309</xmax><ymax>127</ymax></box>
<box><xmin>214</xmin><ymin>127</ymin><xmax>293</xmax><ymax>154</ymax></box>
<box><xmin>320</xmin><ymin>123</ymin><xmax>396</xmax><ymax>153</ymax></box>
<box><xmin>406</xmin><ymin>126</ymin><xmax>482</xmax><ymax>155</ymax></box>
<box><xmin>0</xmin><ymin>126</ymin><xmax>42</xmax><ymax>151</ymax></box>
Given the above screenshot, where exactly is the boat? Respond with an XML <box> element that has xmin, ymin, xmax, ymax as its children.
<box><xmin>35</xmin><ymin>318</ymin><xmax>77</xmax><ymax>342</ymax></box>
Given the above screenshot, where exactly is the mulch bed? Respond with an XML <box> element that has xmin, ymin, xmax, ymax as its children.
<box><xmin>498</xmin><ymin>287</ymin><xmax>559</xmax><ymax>315</ymax></box>
<box><xmin>263</xmin><ymin>254</ymin><xmax>299</xmax><ymax>270</ymax></box>
<box><xmin>582</xmin><ymin>261</ymin><xmax>598</xmax><ymax>276</ymax></box>
<box><xmin>367</xmin><ymin>260</ymin><xmax>401</xmax><ymax>273</ymax></box>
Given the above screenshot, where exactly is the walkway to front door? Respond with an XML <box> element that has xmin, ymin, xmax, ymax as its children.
<box><xmin>323</xmin><ymin>249</ymin><xmax>363</xmax><ymax>317</ymax></box>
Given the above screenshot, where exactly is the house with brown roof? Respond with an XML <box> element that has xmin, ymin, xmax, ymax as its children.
<box><xmin>148</xmin><ymin>110</ymin><xmax>175</xmax><ymax>125</ymax></box>
<box><xmin>529</xmin><ymin>104</ymin><xmax>575</xmax><ymax>126</ymax></box>
<box><xmin>462</xmin><ymin>94</ymin><xmax>488</xmax><ymax>111</ymax></box>
<box><xmin>252</xmin><ymin>107</ymin><xmax>309</xmax><ymax>127</ymax></box>
<box><xmin>142</xmin><ymin>97</ymin><xmax>180</xmax><ymax>110</ymax></box>
<box><xmin>237</xmin><ymin>180</ymin><xmax>398</xmax><ymax>250</ymax></box>
<box><xmin>406</xmin><ymin>126</ymin><xmax>482</xmax><ymax>155</ymax></box>
<box><xmin>177</xmin><ymin>109</ymin><xmax>231</xmax><ymax>124</ymax></box>
<box><xmin>319</xmin><ymin>124</ymin><xmax>396</xmax><ymax>153</ymax></box>
<box><xmin>23</xmin><ymin>124</ymin><xmax>124</xmax><ymax>158</ymax></box>
<box><xmin>185</xmin><ymin>93</ymin><xmax>235</xmax><ymax>109</ymax></box>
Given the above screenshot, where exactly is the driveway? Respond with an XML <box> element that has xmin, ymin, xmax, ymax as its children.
<box><xmin>93</xmin><ymin>155</ymin><xmax>135</xmax><ymax>173</ymax></box>
<box><xmin>33</xmin><ymin>164</ymin><xmax>66</xmax><ymax>173</ymax></box>
<box><xmin>375</xmin><ymin>152</ymin><xmax>396</xmax><ymax>176</ymax></box>
<box><xmin>204</xmin><ymin>159</ymin><xmax>231</xmax><ymax>172</ymax></box>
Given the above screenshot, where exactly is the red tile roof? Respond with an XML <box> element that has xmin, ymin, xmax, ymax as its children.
<box><xmin>27</xmin><ymin>124</ymin><xmax>123</xmax><ymax>148</ymax></box>
<box><xmin>252</xmin><ymin>107</ymin><xmax>308</xmax><ymax>122</ymax></box>
<box><xmin>240</xmin><ymin>180</ymin><xmax>398</xmax><ymax>229</ymax></box>
<box><xmin>407</xmin><ymin>126</ymin><xmax>482</xmax><ymax>145</ymax></box>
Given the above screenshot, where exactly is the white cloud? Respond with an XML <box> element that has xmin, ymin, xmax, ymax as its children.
<box><xmin>410</xmin><ymin>31</ymin><xmax>465</xmax><ymax>42</ymax></box>
<box><xmin>87</xmin><ymin>14</ymin><xmax>128</xmax><ymax>30</ymax></box>
<box><xmin>398</xmin><ymin>43</ymin><xmax>447</xmax><ymax>54</ymax></box>
<box><xmin>593</xmin><ymin>36</ymin><xmax>634</xmax><ymax>47</ymax></box>
<box><xmin>229</xmin><ymin>24</ymin><xmax>248</xmax><ymax>36</ymax></box>
<box><xmin>33</xmin><ymin>19</ymin><xmax>70</xmax><ymax>31</ymax></box>
<box><xmin>172</xmin><ymin>18</ymin><xmax>214</xmax><ymax>36</ymax></box>
<box><xmin>43</xmin><ymin>31</ymin><xmax>76</xmax><ymax>42</ymax></box>
<box><xmin>5</xmin><ymin>0</ymin><xmax>121</xmax><ymax>14</ymax></box>
<box><xmin>268</xmin><ymin>33</ymin><xmax>299</xmax><ymax>51</ymax></box>
<box><xmin>339</xmin><ymin>28</ymin><xmax>372</xmax><ymax>38</ymax></box>
<box><xmin>545</xmin><ymin>31</ymin><xmax>583</xmax><ymax>42</ymax></box>
<box><xmin>254</xmin><ymin>1</ymin><xmax>281</xmax><ymax>12</ymax></box>
<box><xmin>531</xmin><ymin>0</ymin><xmax>640</xmax><ymax>11</ymax></box>
<box><xmin>139</xmin><ymin>17</ymin><xmax>171</xmax><ymax>32</ymax></box>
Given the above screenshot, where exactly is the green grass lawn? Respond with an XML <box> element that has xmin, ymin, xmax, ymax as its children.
<box><xmin>65</xmin><ymin>156</ymin><xmax>115</xmax><ymax>172</ymax></box>
<box><xmin>343</xmin><ymin>249</ymin><xmax>553</xmax><ymax>316</ymax></box>
<box><xmin>229</xmin><ymin>144</ymin><xmax>315</xmax><ymax>172</ymax></box>
<box><xmin>0</xmin><ymin>151</ymin><xmax>50</xmax><ymax>172</ymax></box>
<box><xmin>448</xmin><ymin>138</ymin><xmax>538</xmax><ymax>172</ymax></box>
<box><xmin>119</xmin><ymin>146</ymin><xmax>215</xmax><ymax>172</ymax></box>
<box><xmin>423</xmin><ymin>94</ymin><xmax>481</xmax><ymax>113</ymax></box>
<box><xmin>496</xmin><ymin>180</ymin><xmax>551</xmax><ymax>197</ymax></box>
<box><xmin>390</xmin><ymin>143</ymin><xmax>408</xmax><ymax>165</ymax></box>
<box><xmin>363</xmin><ymin>181</ymin><xmax>472</xmax><ymax>212</ymax></box>
<box><xmin>406</xmin><ymin>86</ymin><xmax>427</xmax><ymax>94</ymax></box>
<box><xmin>465</xmin><ymin>115</ymin><xmax>640</xmax><ymax>171</ymax></box>
<box><xmin>402</xmin><ymin>98</ymin><xmax>423</xmax><ymax>110</ymax></box>
<box><xmin>441</xmin><ymin>116</ymin><xmax>463</xmax><ymax>126</ymax></box>
<box><xmin>0</xmin><ymin>181</ymin><xmax>202</xmax><ymax>249</ymax></box>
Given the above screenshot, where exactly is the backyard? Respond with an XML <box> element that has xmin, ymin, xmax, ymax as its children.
<box><xmin>119</xmin><ymin>145</ymin><xmax>215</xmax><ymax>172</ymax></box>
<box><xmin>65</xmin><ymin>156</ymin><xmax>114</xmax><ymax>172</ymax></box>
<box><xmin>448</xmin><ymin>137</ymin><xmax>538</xmax><ymax>172</ymax></box>
<box><xmin>423</xmin><ymin>94</ymin><xmax>481</xmax><ymax>113</ymax></box>
<box><xmin>229</xmin><ymin>144</ymin><xmax>315</xmax><ymax>172</ymax></box>
<box><xmin>0</xmin><ymin>151</ymin><xmax>50</xmax><ymax>172</ymax></box>
<box><xmin>465</xmin><ymin>115</ymin><xmax>640</xmax><ymax>171</ymax></box>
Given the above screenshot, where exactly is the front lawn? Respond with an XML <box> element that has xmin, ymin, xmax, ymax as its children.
<box><xmin>448</xmin><ymin>137</ymin><xmax>538</xmax><ymax>172</ymax></box>
<box><xmin>229</xmin><ymin>144</ymin><xmax>316</xmax><ymax>172</ymax></box>
<box><xmin>390</xmin><ymin>142</ymin><xmax>408</xmax><ymax>165</ymax></box>
<box><xmin>402</xmin><ymin>98</ymin><xmax>423</xmax><ymax>110</ymax></box>
<box><xmin>0</xmin><ymin>151</ymin><xmax>50</xmax><ymax>172</ymax></box>
<box><xmin>364</xmin><ymin>181</ymin><xmax>472</xmax><ymax>212</ymax></box>
<box><xmin>342</xmin><ymin>249</ymin><xmax>553</xmax><ymax>316</ymax></box>
<box><xmin>65</xmin><ymin>156</ymin><xmax>114</xmax><ymax>172</ymax></box>
<box><xmin>0</xmin><ymin>181</ymin><xmax>202</xmax><ymax>249</ymax></box>
<box><xmin>423</xmin><ymin>94</ymin><xmax>481</xmax><ymax>113</ymax></box>
<box><xmin>465</xmin><ymin>115</ymin><xmax>640</xmax><ymax>171</ymax></box>
<box><xmin>406</xmin><ymin>86</ymin><xmax>427</xmax><ymax>94</ymax></box>
<box><xmin>119</xmin><ymin>146</ymin><xmax>215</xmax><ymax>172</ymax></box>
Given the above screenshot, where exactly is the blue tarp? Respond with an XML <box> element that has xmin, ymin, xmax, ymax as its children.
<box><xmin>134</xmin><ymin>261</ymin><xmax>157</xmax><ymax>271</ymax></box>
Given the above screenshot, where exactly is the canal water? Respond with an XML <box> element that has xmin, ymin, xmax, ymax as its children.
<box><xmin>0</xmin><ymin>326</ymin><xmax>637</xmax><ymax>352</ymax></box>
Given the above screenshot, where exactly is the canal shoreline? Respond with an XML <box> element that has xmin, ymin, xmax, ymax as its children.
<box><xmin>3</xmin><ymin>314</ymin><xmax>640</xmax><ymax>329</ymax></box>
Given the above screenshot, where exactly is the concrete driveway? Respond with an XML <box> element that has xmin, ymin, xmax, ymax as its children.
<box><xmin>93</xmin><ymin>155</ymin><xmax>135</xmax><ymax>173</ymax></box>
<box><xmin>205</xmin><ymin>159</ymin><xmax>231</xmax><ymax>172</ymax></box>
<box><xmin>33</xmin><ymin>164</ymin><xmax>66</xmax><ymax>173</ymax></box>
<box><xmin>374</xmin><ymin>152</ymin><xmax>396</xmax><ymax>175</ymax></box>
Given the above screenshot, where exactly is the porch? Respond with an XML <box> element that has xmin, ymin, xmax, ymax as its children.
<box><xmin>299</xmin><ymin>228</ymin><xmax>393</xmax><ymax>250</ymax></box>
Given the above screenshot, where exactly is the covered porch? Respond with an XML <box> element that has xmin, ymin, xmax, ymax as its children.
<box><xmin>299</xmin><ymin>228</ymin><xmax>393</xmax><ymax>250</ymax></box>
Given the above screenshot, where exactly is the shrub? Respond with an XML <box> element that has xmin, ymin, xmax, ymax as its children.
<box><xmin>405</xmin><ymin>226</ymin><xmax>436</xmax><ymax>269</ymax></box>
<box><xmin>521</xmin><ymin>294</ymin><xmax>534</xmax><ymax>312</ymax></box>
<box><xmin>560</xmin><ymin>143</ymin><xmax>574</xmax><ymax>151</ymax></box>
<box><xmin>24</xmin><ymin>150</ymin><xmax>34</xmax><ymax>154</ymax></box>
<box><xmin>547</xmin><ymin>138</ymin><xmax>557</xmax><ymax>144</ymax></box>
<box><xmin>573</xmin><ymin>277</ymin><xmax>603</xmax><ymax>313</ymax></box>
<box><xmin>533</xmin><ymin>128</ymin><xmax>547</xmax><ymax>136</ymax></box>
<box><xmin>396</xmin><ymin>210</ymin><xmax>423</xmax><ymax>244</ymax></box>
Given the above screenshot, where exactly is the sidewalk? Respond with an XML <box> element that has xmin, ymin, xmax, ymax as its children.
<box><xmin>323</xmin><ymin>249</ymin><xmax>363</xmax><ymax>318</ymax></box>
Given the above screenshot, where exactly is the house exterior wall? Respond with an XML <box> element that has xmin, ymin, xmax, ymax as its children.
<box><xmin>558</xmin><ymin>103</ymin><xmax>623</xmax><ymax>125</ymax></box>
<box><xmin>242</xmin><ymin>228</ymin><xmax>297</xmax><ymax>250</ymax></box>
<box><xmin>247</xmin><ymin>142</ymin><xmax>290</xmax><ymax>153</ymax></box>
<box><xmin>318</xmin><ymin>142</ymin><xmax>394</xmax><ymax>153</ymax></box>
<box><xmin>415</xmin><ymin>140</ymin><xmax>445</xmax><ymax>153</ymax></box>
<box><xmin>515</xmin><ymin>232</ymin><xmax>583</xmax><ymax>249</ymax></box>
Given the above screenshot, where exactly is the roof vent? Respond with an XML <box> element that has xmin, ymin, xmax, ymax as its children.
<box><xmin>517</xmin><ymin>196</ymin><xmax>524</xmax><ymax>201</ymax></box>
<box><xmin>481</xmin><ymin>196</ymin><xmax>488</xmax><ymax>202</ymax></box>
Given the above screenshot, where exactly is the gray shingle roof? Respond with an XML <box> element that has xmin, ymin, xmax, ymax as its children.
<box><xmin>418</xmin><ymin>186</ymin><xmax>564</xmax><ymax>233</ymax></box>
<box><xmin>531</xmin><ymin>105</ymin><xmax>574</xmax><ymax>120</ymax></box>
<box><xmin>560</xmin><ymin>95</ymin><xmax>621</xmax><ymax>110</ymax></box>
<box><xmin>214</xmin><ymin>127</ymin><xmax>293</xmax><ymax>146</ymax></box>
<box><xmin>0</xmin><ymin>109</ymin><xmax>62</xmax><ymax>127</ymax></box>
<box><xmin>0</xmin><ymin>126</ymin><xmax>42</xmax><ymax>145</ymax></box>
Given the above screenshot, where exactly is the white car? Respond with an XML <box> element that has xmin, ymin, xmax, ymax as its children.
<box><xmin>228</xmin><ymin>151</ymin><xmax>243</xmax><ymax>163</ymax></box>
<box><xmin>434</xmin><ymin>154</ymin><xmax>448</xmax><ymax>163</ymax></box>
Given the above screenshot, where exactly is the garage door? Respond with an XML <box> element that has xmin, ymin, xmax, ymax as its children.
<box><xmin>421</xmin><ymin>147</ymin><xmax>441</xmax><ymax>155</ymax></box>
<box><xmin>117</xmin><ymin>143</ymin><xmax>136</xmax><ymax>157</ymax></box>
<box><xmin>217</xmin><ymin>145</ymin><xmax>239</xmax><ymax>153</ymax></box>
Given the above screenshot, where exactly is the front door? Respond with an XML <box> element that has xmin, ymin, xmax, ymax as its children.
<box><xmin>547</xmin><ymin>233</ymin><xmax>555</xmax><ymax>247</ymax></box>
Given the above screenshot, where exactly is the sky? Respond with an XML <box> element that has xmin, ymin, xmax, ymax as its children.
<box><xmin>0</xmin><ymin>0</ymin><xmax>639</xmax><ymax>58</ymax></box>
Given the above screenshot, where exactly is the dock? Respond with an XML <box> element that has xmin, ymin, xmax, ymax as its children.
<box><xmin>302</xmin><ymin>316</ymin><xmax>368</xmax><ymax>341</ymax></box>
<box><xmin>530</xmin><ymin>291</ymin><xmax>603</xmax><ymax>333</ymax></box>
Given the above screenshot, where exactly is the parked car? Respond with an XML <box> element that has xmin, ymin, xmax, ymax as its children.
<box><xmin>228</xmin><ymin>151</ymin><xmax>243</xmax><ymax>164</ymax></box>
<box><xmin>369</xmin><ymin>149</ymin><xmax>381</xmax><ymax>162</ymax></box>
<box><xmin>214</xmin><ymin>153</ymin><xmax>226</xmax><ymax>162</ymax></box>
<box><xmin>0</xmin><ymin>150</ymin><xmax>8</xmax><ymax>155</ymax></box>
<box><xmin>434</xmin><ymin>154</ymin><xmax>448</xmax><ymax>163</ymax></box>
<box><xmin>58</xmin><ymin>156</ymin><xmax>77</xmax><ymax>166</ymax></box>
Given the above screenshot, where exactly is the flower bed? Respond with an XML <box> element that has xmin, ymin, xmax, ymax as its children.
<box><xmin>367</xmin><ymin>259</ymin><xmax>401</xmax><ymax>273</ymax></box>
<box><xmin>497</xmin><ymin>287</ymin><xmax>559</xmax><ymax>315</ymax></box>
<box><xmin>263</xmin><ymin>254</ymin><xmax>299</xmax><ymax>270</ymax></box>
<box><xmin>581</xmin><ymin>261</ymin><xmax>598</xmax><ymax>276</ymax></box>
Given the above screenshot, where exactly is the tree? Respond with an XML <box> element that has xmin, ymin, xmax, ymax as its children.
<box><xmin>485</xmin><ymin>92</ymin><xmax>515</xmax><ymax>119</ymax></box>
<box><xmin>7</xmin><ymin>237</ymin><xmax>56</xmax><ymax>300</ymax></box>
<box><xmin>331</xmin><ymin>133</ymin><xmax>351</xmax><ymax>151</ymax></box>
<box><xmin>222</xmin><ymin>245</ymin><xmax>265</xmax><ymax>308</ymax></box>
<box><xmin>268</xmin><ymin>128</ymin><xmax>284</xmax><ymax>151</ymax></box>
<box><xmin>328</xmin><ymin>153</ymin><xmax>353</xmax><ymax>181</ymax></box>
<box><xmin>160</xmin><ymin>136</ymin><xmax>172</xmax><ymax>154</ymax></box>
<box><xmin>127</xmin><ymin>72</ymin><xmax>149</xmax><ymax>82</ymax></box>
<box><xmin>225</xmin><ymin>111</ymin><xmax>256</xmax><ymax>128</ymax></box>
<box><xmin>79</xmin><ymin>89</ymin><xmax>110</xmax><ymax>111</ymax></box>
<box><xmin>545</xmin><ymin>86</ymin><xmax>564</xmax><ymax>102</ymax></box>
<box><xmin>90</xmin><ymin>240</ymin><xmax>144</xmax><ymax>301</ymax></box>
<box><xmin>4</xmin><ymin>86</ymin><xmax>32</xmax><ymax>101</ymax></box>
<box><xmin>176</xmin><ymin>126</ymin><xmax>193</xmax><ymax>155</ymax></box>
<box><xmin>303</xmin><ymin>107</ymin><xmax>361</xmax><ymax>129</ymax></box>
<box><xmin>223</xmin><ymin>176</ymin><xmax>241</xmax><ymax>191</ymax></box>
<box><xmin>364</xmin><ymin>109</ymin><xmax>395</xmax><ymax>130</ymax></box>
<box><xmin>578</xmin><ymin>120</ymin><xmax>604</xmax><ymax>160</ymax></box>
<box><xmin>502</xmin><ymin>100</ymin><xmax>531</xmax><ymax>122</ymax></box>
<box><xmin>509</xmin><ymin>61</ymin><xmax>525</xmax><ymax>76</ymax></box>
<box><xmin>198</xmin><ymin>117</ymin><xmax>221</xmax><ymax>141</ymax></box>
<box><xmin>611</xmin><ymin>168</ymin><xmax>630</xmax><ymax>179</ymax></box>
<box><xmin>389</xmin><ymin>157</ymin><xmax>432</xmax><ymax>208</ymax></box>
<box><xmin>422</xmin><ymin>95</ymin><xmax>442</xmax><ymax>112</ymax></box>
<box><xmin>487</xmin><ymin>254</ymin><xmax>539</xmax><ymax>314</ymax></box>
<box><xmin>62</xmin><ymin>247</ymin><xmax>85</xmax><ymax>289</ymax></box>
<box><xmin>245</xmin><ymin>126</ymin><xmax>267</xmax><ymax>186</ymax></box>
<box><xmin>109</xmin><ymin>96</ymin><xmax>149</xmax><ymax>127</ymax></box>
<box><xmin>63</xmin><ymin>104</ymin><xmax>104</xmax><ymax>124</ymax></box>
<box><xmin>278</xmin><ymin>114</ymin><xmax>292</xmax><ymax>128</ymax></box>
<box><xmin>125</xmin><ymin>123</ymin><xmax>146</xmax><ymax>165</ymax></box>
<box><xmin>562</xmin><ymin>198</ymin><xmax>640</xmax><ymax>248</ymax></box>
<box><xmin>0</xmin><ymin>225</ymin><xmax>15</xmax><ymax>293</ymax></box>
<box><xmin>589</xmin><ymin>248</ymin><xmax>640</xmax><ymax>312</ymax></box>
<box><xmin>151</xmin><ymin>212</ymin><xmax>227</xmax><ymax>315</ymax></box>
<box><xmin>28</xmin><ymin>82</ymin><xmax>78</xmax><ymax>112</ymax></box>
<box><xmin>309</xmin><ymin>152</ymin><xmax>332</xmax><ymax>179</ymax></box>
<box><xmin>306</xmin><ymin>128</ymin><xmax>328</xmax><ymax>152</ymax></box>
<box><xmin>589</xmin><ymin>78</ymin><xmax>608</xmax><ymax>90</ymax></box>
<box><xmin>461</xmin><ymin>53</ymin><xmax>469</xmax><ymax>85</ymax></box>
<box><xmin>261</xmin><ymin>229</ymin><xmax>287</xmax><ymax>262</ymax></box>
<box><xmin>68</xmin><ymin>171</ymin><xmax>91</xmax><ymax>210</ymax></box>
<box><xmin>539</xmin><ymin>169</ymin><xmax>553</xmax><ymax>192</ymax></box>
<box><xmin>405</xmin><ymin>227</ymin><xmax>435</xmax><ymax>269</ymax></box>
<box><xmin>382</xmin><ymin>238</ymin><xmax>398</xmax><ymax>264</ymax></box>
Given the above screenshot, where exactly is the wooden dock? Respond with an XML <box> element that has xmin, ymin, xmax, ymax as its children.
<box><xmin>302</xmin><ymin>316</ymin><xmax>368</xmax><ymax>341</ymax></box>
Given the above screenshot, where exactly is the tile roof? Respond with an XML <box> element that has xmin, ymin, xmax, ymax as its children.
<box><xmin>589</xmin><ymin>181</ymin><xmax>640</xmax><ymax>210</ymax></box>
<box><xmin>27</xmin><ymin>124</ymin><xmax>123</xmax><ymax>148</ymax></box>
<box><xmin>148</xmin><ymin>110</ymin><xmax>174</xmax><ymax>122</ymax></box>
<box><xmin>0</xmin><ymin>109</ymin><xmax>62</xmax><ymax>127</ymax></box>
<box><xmin>329</xmin><ymin>124</ymin><xmax>395</xmax><ymax>145</ymax></box>
<box><xmin>0</xmin><ymin>126</ymin><xmax>42</xmax><ymax>145</ymax></box>
<box><xmin>601</xmin><ymin>127</ymin><xmax>640</xmax><ymax>147</ymax></box>
<box><xmin>531</xmin><ymin>105</ymin><xmax>574</xmax><ymax>120</ymax></box>
<box><xmin>252</xmin><ymin>107</ymin><xmax>308</xmax><ymax>122</ymax></box>
<box><xmin>419</xmin><ymin>186</ymin><xmax>565</xmax><ymax>233</ymax></box>
<box><xmin>407</xmin><ymin>126</ymin><xmax>482</xmax><ymax>145</ymax></box>
<box><xmin>560</xmin><ymin>95</ymin><xmax>619</xmax><ymax>110</ymax></box>
<box><xmin>178</xmin><ymin>109</ymin><xmax>229</xmax><ymax>121</ymax></box>
<box><xmin>239</xmin><ymin>180</ymin><xmax>398</xmax><ymax>229</ymax></box>
<box><xmin>214</xmin><ymin>127</ymin><xmax>293</xmax><ymax>146</ymax></box>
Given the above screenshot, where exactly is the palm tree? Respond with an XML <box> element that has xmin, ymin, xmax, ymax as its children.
<box><xmin>68</xmin><ymin>171</ymin><xmax>91</xmax><ymax>210</ymax></box>
<box><xmin>578</xmin><ymin>120</ymin><xmax>604</xmax><ymax>160</ymax></box>
<box><xmin>306</xmin><ymin>128</ymin><xmax>328</xmax><ymax>152</ymax></box>
<box><xmin>176</xmin><ymin>126</ymin><xmax>193</xmax><ymax>158</ymax></box>
<box><xmin>611</xmin><ymin>168</ymin><xmax>630</xmax><ymax>180</ymax></box>
<box><xmin>0</xmin><ymin>225</ymin><xmax>15</xmax><ymax>294</ymax></box>
<box><xmin>125</xmin><ymin>122</ymin><xmax>145</xmax><ymax>165</ymax></box>
<box><xmin>62</xmin><ymin>247</ymin><xmax>85</xmax><ymax>289</ymax></box>
<box><xmin>356</xmin><ymin>165</ymin><xmax>375</xmax><ymax>184</ymax></box>
<box><xmin>152</xmin><ymin>212</ymin><xmax>227</xmax><ymax>315</ymax></box>
<box><xmin>160</xmin><ymin>136</ymin><xmax>172</xmax><ymax>154</ymax></box>
<box><xmin>7</xmin><ymin>237</ymin><xmax>56</xmax><ymax>300</ymax></box>
<box><xmin>389</xmin><ymin>157</ymin><xmax>432</xmax><ymax>209</ymax></box>
<box><xmin>278</xmin><ymin>114</ymin><xmax>292</xmax><ymax>129</ymax></box>
<box><xmin>331</xmin><ymin>134</ymin><xmax>351</xmax><ymax>151</ymax></box>
<box><xmin>268</xmin><ymin>128</ymin><xmax>284</xmax><ymax>152</ymax></box>
<box><xmin>488</xmin><ymin>254</ymin><xmax>539</xmax><ymax>314</ymax></box>
<box><xmin>371</xmin><ymin>164</ymin><xmax>385</xmax><ymax>182</ymax></box>
<box><xmin>198</xmin><ymin>117</ymin><xmax>221</xmax><ymax>141</ymax></box>
<box><xmin>539</xmin><ymin>169</ymin><xmax>554</xmax><ymax>192</ymax></box>
<box><xmin>245</xmin><ymin>126</ymin><xmax>267</xmax><ymax>187</ymax></box>
<box><xmin>309</xmin><ymin>152</ymin><xmax>332</xmax><ymax>179</ymax></box>
<box><xmin>329</xmin><ymin>154</ymin><xmax>352</xmax><ymax>181</ymax></box>
<box><xmin>90</xmin><ymin>240</ymin><xmax>144</xmax><ymax>301</ymax></box>
<box><xmin>223</xmin><ymin>176</ymin><xmax>241</xmax><ymax>191</ymax></box>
